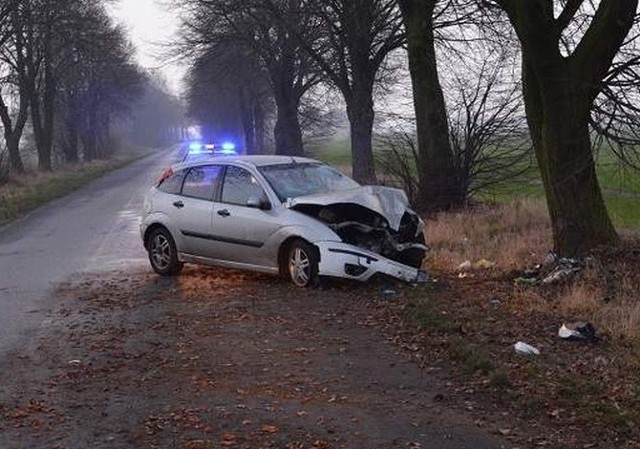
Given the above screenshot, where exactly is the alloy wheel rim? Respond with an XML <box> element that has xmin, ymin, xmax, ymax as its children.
<box><xmin>151</xmin><ymin>234</ymin><xmax>171</xmax><ymax>269</ymax></box>
<box><xmin>289</xmin><ymin>247</ymin><xmax>310</xmax><ymax>287</ymax></box>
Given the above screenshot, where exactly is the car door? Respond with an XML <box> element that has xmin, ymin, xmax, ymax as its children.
<box><xmin>210</xmin><ymin>165</ymin><xmax>282</xmax><ymax>267</ymax></box>
<box><xmin>173</xmin><ymin>164</ymin><xmax>223</xmax><ymax>256</ymax></box>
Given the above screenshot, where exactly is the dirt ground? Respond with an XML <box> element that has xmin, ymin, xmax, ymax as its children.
<box><xmin>1</xmin><ymin>263</ymin><xmax>638</xmax><ymax>449</ymax></box>
<box><xmin>0</xmin><ymin>267</ymin><xmax>508</xmax><ymax>449</ymax></box>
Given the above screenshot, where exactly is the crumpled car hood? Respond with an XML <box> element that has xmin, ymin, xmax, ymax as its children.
<box><xmin>286</xmin><ymin>185</ymin><xmax>412</xmax><ymax>231</ymax></box>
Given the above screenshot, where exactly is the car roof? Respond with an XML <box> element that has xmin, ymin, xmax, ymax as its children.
<box><xmin>173</xmin><ymin>155</ymin><xmax>322</xmax><ymax>170</ymax></box>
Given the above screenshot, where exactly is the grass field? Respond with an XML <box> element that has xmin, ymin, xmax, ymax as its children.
<box><xmin>309</xmin><ymin>136</ymin><xmax>640</xmax><ymax>230</ymax></box>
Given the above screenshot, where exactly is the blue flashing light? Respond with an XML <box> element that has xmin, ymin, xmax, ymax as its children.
<box><xmin>189</xmin><ymin>141</ymin><xmax>203</xmax><ymax>152</ymax></box>
<box><xmin>222</xmin><ymin>141</ymin><xmax>236</xmax><ymax>152</ymax></box>
<box><xmin>217</xmin><ymin>141</ymin><xmax>237</xmax><ymax>155</ymax></box>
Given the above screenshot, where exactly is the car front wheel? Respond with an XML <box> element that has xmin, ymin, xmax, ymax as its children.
<box><xmin>148</xmin><ymin>228</ymin><xmax>183</xmax><ymax>276</ymax></box>
<box><xmin>287</xmin><ymin>239</ymin><xmax>319</xmax><ymax>288</ymax></box>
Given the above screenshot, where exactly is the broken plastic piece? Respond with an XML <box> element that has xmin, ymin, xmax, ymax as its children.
<box><xmin>558</xmin><ymin>322</ymin><xmax>597</xmax><ymax>341</ymax></box>
<box><xmin>541</xmin><ymin>267</ymin><xmax>581</xmax><ymax>284</ymax></box>
<box><xmin>382</xmin><ymin>289</ymin><xmax>396</xmax><ymax>300</ymax></box>
<box><xmin>514</xmin><ymin>341</ymin><xmax>540</xmax><ymax>356</ymax></box>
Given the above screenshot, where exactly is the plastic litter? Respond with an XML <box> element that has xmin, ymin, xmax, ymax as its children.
<box><xmin>457</xmin><ymin>260</ymin><xmax>472</xmax><ymax>270</ymax></box>
<box><xmin>489</xmin><ymin>297</ymin><xmax>502</xmax><ymax>307</ymax></box>
<box><xmin>381</xmin><ymin>289</ymin><xmax>396</xmax><ymax>300</ymax></box>
<box><xmin>541</xmin><ymin>267</ymin><xmax>581</xmax><ymax>284</ymax></box>
<box><xmin>514</xmin><ymin>341</ymin><xmax>540</xmax><ymax>356</ymax></box>
<box><xmin>558</xmin><ymin>322</ymin><xmax>597</xmax><ymax>341</ymax></box>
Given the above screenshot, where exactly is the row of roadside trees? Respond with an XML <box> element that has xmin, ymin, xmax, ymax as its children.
<box><xmin>175</xmin><ymin>0</ymin><xmax>640</xmax><ymax>256</ymax></box>
<box><xmin>0</xmin><ymin>0</ymin><xmax>183</xmax><ymax>176</ymax></box>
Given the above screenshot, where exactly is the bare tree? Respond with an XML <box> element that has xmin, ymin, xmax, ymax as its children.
<box><xmin>174</xmin><ymin>0</ymin><xmax>320</xmax><ymax>156</ymax></box>
<box><xmin>279</xmin><ymin>0</ymin><xmax>405</xmax><ymax>183</ymax></box>
<box><xmin>0</xmin><ymin>0</ymin><xmax>29</xmax><ymax>173</ymax></box>
<box><xmin>479</xmin><ymin>0</ymin><xmax>638</xmax><ymax>255</ymax></box>
<box><xmin>446</xmin><ymin>57</ymin><xmax>531</xmax><ymax>199</ymax></box>
<box><xmin>377</xmin><ymin>48</ymin><xmax>531</xmax><ymax>206</ymax></box>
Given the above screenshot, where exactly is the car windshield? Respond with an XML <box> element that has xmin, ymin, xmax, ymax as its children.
<box><xmin>259</xmin><ymin>163</ymin><xmax>360</xmax><ymax>201</ymax></box>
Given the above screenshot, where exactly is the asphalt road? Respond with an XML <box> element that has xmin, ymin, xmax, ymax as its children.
<box><xmin>0</xmin><ymin>149</ymin><xmax>173</xmax><ymax>357</ymax></box>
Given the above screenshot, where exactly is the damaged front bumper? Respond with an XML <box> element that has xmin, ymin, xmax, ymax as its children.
<box><xmin>315</xmin><ymin>241</ymin><xmax>428</xmax><ymax>284</ymax></box>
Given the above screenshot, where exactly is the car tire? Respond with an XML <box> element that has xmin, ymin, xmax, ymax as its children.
<box><xmin>286</xmin><ymin>239</ymin><xmax>319</xmax><ymax>288</ymax></box>
<box><xmin>148</xmin><ymin>228</ymin><xmax>183</xmax><ymax>276</ymax></box>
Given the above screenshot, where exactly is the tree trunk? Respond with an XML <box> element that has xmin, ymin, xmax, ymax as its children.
<box><xmin>345</xmin><ymin>87</ymin><xmax>377</xmax><ymax>184</ymax></box>
<box><xmin>65</xmin><ymin>119</ymin><xmax>79</xmax><ymax>163</ymax></box>
<box><xmin>64</xmin><ymin>93</ymin><xmax>79</xmax><ymax>163</ymax></box>
<box><xmin>239</xmin><ymin>90</ymin><xmax>256</xmax><ymax>155</ymax></box>
<box><xmin>253</xmin><ymin>100</ymin><xmax>267</xmax><ymax>154</ymax></box>
<box><xmin>523</xmin><ymin>64</ymin><xmax>618</xmax><ymax>255</ymax></box>
<box><xmin>0</xmin><ymin>98</ymin><xmax>27</xmax><ymax>173</ymax></box>
<box><xmin>82</xmin><ymin>107</ymin><xmax>98</xmax><ymax>161</ymax></box>
<box><xmin>40</xmin><ymin>63</ymin><xmax>56</xmax><ymax>170</ymax></box>
<box><xmin>6</xmin><ymin>135</ymin><xmax>25</xmax><ymax>173</ymax></box>
<box><xmin>273</xmin><ymin>89</ymin><xmax>304</xmax><ymax>157</ymax></box>
<box><xmin>399</xmin><ymin>0</ymin><xmax>459</xmax><ymax>211</ymax></box>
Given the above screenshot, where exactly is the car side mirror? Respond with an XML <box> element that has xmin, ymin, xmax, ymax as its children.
<box><xmin>246</xmin><ymin>196</ymin><xmax>271</xmax><ymax>211</ymax></box>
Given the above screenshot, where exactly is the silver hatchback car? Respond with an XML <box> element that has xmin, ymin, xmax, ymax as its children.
<box><xmin>141</xmin><ymin>155</ymin><xmax>427</xmax><ymax>287</ymax></box>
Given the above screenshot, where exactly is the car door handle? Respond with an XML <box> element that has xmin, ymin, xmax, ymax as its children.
<box><xmin>173</xmin><ymin>200</ymin><xmax>184</xmax><ymax>209</ymax></box>
<box><xmin>217</xmin><ymin>209</ymin><xmax>231</xmax><ymax>217</ymax></box>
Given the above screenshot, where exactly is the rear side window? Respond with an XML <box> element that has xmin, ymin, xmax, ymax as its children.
<box><xmin>182</xmin><ymin>165</ymin><xmax>223</xmax><ymax>201</ymax></box>
<box><xmin>157</xmin><ymin>169</ymin><xmax>186</xmax><ymax>194</ymax></box>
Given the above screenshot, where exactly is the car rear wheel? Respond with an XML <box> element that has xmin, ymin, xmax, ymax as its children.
<box><xmin>287</xmin><ymin>239</ymin><xmax>319</xmax><ymax>288</ymax></box>
<box><xmin>148</xmin><ymin>228</ymin><xmax>183</xmax><ymax>276</ymax></box>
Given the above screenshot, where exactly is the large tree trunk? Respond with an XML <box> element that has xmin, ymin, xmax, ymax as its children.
<box><xmin>399</xmin><ymin>0</ymin><xmax>459</xmax><ymax>211</ymax></box>
<box><xmin>346</xmin><ymin>86</ymin><xmax>377</xmax><ymax>184</ymax></box>
<box><xmin>6</xmin><ymin>134</ymin><xmax>25</xmax><ymax>173</ymax></box>
<box><xmin>273</xmin><ymin>89</ymin><xmax>304</xmax><ymax>157</ymax></box>
<box><xmin>496</xmin><ymin>0</ymin><xmax>636</xmax><ymax>255</ymax></box>
<box><xmin>523</xmin><ymin>63</ymin><xmax>618</xmax><ymax>255</ymax></box>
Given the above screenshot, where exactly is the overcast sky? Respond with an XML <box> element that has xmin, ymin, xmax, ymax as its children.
<box><xmin>107</xmin><ymin>0</ymin><xmax>185</xmax><ymax>94</ymax></box>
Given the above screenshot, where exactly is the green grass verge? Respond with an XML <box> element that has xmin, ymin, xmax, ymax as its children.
<box><xmin>306</xmin><ymin>135</ymin><xmax>352</xmax><ymax>167</ymax></box>
<box><xmin>308</xmin><ymin>136</ymin><xmax>640</xmax><ymax>228</ymax></box>
<box><xmin>0</xmin><ymin>151</ymin><xmax>151</xmax><ymax>227</ymax></box>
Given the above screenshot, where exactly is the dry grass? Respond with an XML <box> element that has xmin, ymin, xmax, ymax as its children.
<box><xmin>426</xmin><ymin>198</ymin><xmax>551</xmax><ymax>271</ymax></box>
<box><xmin>0</xmin><ymin>152</ymin><xmax>150</xmax><ymax>225</ymax></box>
<box><xmin>426</xmin><ymin>199</ymin><xmax>640</xmax><ymax>341</ymax></box>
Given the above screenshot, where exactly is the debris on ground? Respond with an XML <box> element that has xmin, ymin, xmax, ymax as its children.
<box><xmin>381</xmin><ymin>288</ymin><xmax>396</xmax><ymax>300</ymax></box>
<box><xmin>558</xmin><ymin>322</ymin><xmax>598</xmax><ymax>342</ymax></box>
<box><xmin>514</xmin><ymin>341</ymin><xmax>540</xmax><ymax>356</ymax></box>
<box><xmin>514</xmin><ymin>254</ymin><xmax>583</xmax><ymax>286</ymax></box>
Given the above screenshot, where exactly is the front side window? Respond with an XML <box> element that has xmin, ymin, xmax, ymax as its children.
<box><xmin>221</xmin><ymin>166</ymin><xmax>266</xmax><ymax>206</ymax></box>
<box><xmin>182</xmin><ymin>165</ymin><xmax>223</xmax><ymax>201</ymax></box>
